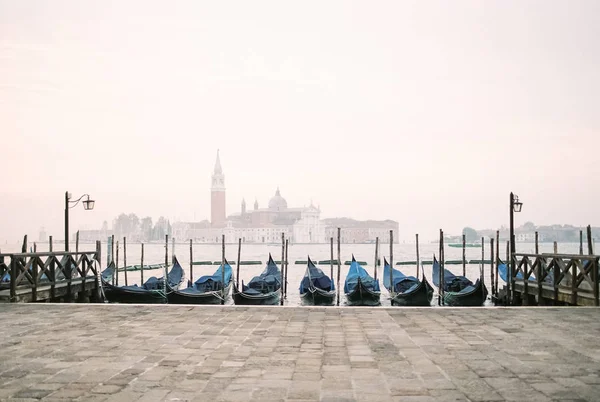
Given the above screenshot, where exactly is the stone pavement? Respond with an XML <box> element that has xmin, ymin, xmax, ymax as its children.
<box><xmin>1</xmin><ymin>305</ymin><xmax>600</xmax><ymax>402</ymax></box>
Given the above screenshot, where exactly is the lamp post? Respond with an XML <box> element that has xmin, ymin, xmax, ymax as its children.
<box><xmin>65</xmin><ymin>191</ymin><xmax>95</xmax><ymax>251</ymax></box>
<box><xmin>509</xmin><ymin>192</ymin><xmax>523</xmax><ymax>305</ymax></box>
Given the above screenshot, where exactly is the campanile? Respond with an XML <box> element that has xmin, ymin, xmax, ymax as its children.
<box><xmin>211</xmin><ymin>150</ymin><xmax>226</xmax><ymax>227</ymax></box>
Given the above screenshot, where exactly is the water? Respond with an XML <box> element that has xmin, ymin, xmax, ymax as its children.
<box><xmin>2</xmin><ymin>240</ymin><xmax>584</xmax><ymax>306</ymax></box>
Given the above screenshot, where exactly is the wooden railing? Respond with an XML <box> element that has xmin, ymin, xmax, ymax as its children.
<box><xmin>511</xmin><ymin>253</ymin><xmax>599</xmax><ymax>306</ymax></box>
<box><xmin>0</xmin><ymin>241</ymin><xmax>102</xmax><ymax>303</ymax></box>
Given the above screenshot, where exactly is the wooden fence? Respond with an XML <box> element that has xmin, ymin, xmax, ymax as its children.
<box><xmin>0</xmin><ymin>241</ymin><xmax>102</xmax><ymax>303</ymax></box>
<box><xmin>511</xmin><ymin>253</ymin><xmax>599</xmax><ymax>306</ymax></box>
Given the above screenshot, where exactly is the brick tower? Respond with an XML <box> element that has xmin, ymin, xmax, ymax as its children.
<box><xmin>211</xmin><ymin>150</ymin><xmax>226</xmax><ymax>227</ymax></box>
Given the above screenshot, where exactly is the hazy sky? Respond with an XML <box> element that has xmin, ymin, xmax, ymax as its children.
<box><xmin>1</xmin><ymin>0</ymin><xmax>599</xmax><ymax>243</ymax></box>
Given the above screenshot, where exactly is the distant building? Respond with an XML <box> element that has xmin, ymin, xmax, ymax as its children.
<box><xmin>211</xmin><ymin>150</ymin><xmax>226</xmax><ymax>227</ymax></box>
<box><xmin>38</xmin><ymin>227</ymin><xmax>47</xmax><ymax>242</ymax></box>
<box><xmin>323</xmin><ymin>218</ymin><xmax>399</xmax><ymax>243</ymax></box>
<box><xmin>171</xmin><ymin>151</ymin><xmax>397</xmax><ymax>244</ymax></box>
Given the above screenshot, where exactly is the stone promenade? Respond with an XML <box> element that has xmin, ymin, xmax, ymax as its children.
<box><xmin>1</xmin><ymin>305</ymin><xmax>599</xmax><ymax>402</ymax></box>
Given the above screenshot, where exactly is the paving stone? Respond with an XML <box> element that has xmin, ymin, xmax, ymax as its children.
<box><xmin>1</xmin><ymin>305</ymin><xmax>599</xmax><ymax>402</ymax></box>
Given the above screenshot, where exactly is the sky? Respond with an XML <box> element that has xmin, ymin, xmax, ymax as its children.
<box><xmin>1</xmin><ymin>0</ymin><xmax>599</xmax><ymax>243</ymax></box>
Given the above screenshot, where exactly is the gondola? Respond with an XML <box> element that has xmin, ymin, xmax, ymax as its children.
<box><xmin>101</xmin><ymin>260</ymin><xmax>185</xmax><ymax>304</ymax></box>
<box><xmin>383</xmin><ymin>258</ymin><xmax>433</xmax><ymax>306</ymax></box>
<box><xmin>299</xmin><ymin>257</ymin><xmax>335</xmax><ymax>306</ymax></box>
<box><xmin>344</xmin><ymin>256</ymin><xmax>381</xmax><ymax>306</ymax></box>
<box><xmin>432</xmin><ymin>257</ymin><xmax>487</xmax><ymax>306</ymax></box>
<box><xmin>232</xmin><ymin>254</ymin><xmax>281</xmax><ymax>305</ymax></box>
<box><xmin>167</xmin><ymin>257</ymin><xmax>232</xmax><ymax>304</ymax></box>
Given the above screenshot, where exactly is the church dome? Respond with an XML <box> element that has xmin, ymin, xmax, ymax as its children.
<box><xmin>268</xmin><ymin>187</ymin><xmax>288</xmax><ymax>210</ymax></box>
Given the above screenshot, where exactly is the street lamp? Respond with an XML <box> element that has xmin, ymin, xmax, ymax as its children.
<box><xmin>509</xmin><ymin>192</ymin><xmax>523</xmax><ymax>304</ymax></box>
<box><xmin>65</xmin><ymin>191</ymin><xmax>95</xmax><ymax>251</ymax></box>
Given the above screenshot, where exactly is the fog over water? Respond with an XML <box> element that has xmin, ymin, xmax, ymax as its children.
<box><xmin>1</xmin><ymin>1</ymin><xmax>599</xmax><ymax>243</ymax></box>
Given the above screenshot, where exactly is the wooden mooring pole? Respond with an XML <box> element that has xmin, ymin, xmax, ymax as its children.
<box><xmin>481</xmin><ymin>237</ymin><xmax>485</xmax><ymax>304</ymax></box>
<box><xmin>123</xmin><ymin>237</ymin><xmax>128</xmax><ymax>286</ymax></box>
<box><xmin>389</xmin><ymin>230</ymin><xmax>394</xmax><ymax>295</ymax></box>
<box><xmin>505</xmin><ymin>240</ymin><xmax>509</xmax><ymax>304</ymax></box>
<box><xmin>189</xmin><ymin>239</ymin><xmax>193</xmax><ymax>286</ymax></box>
<box><xmin>462</xmin><ymin>234</ymin><xmax>466</xmax><ymax>276</ymax></box>
<box><xmin>284</xmin><ymin>239</ymin><xmax>289</xmax><ymax>298</ymax></box>
<box><xmin>221</xmin><ymin>234</ymin><xmax>225</xmax><ymax>305</ymax></box>
<box><xmin>490</xmin><ymin>237</ymin><xmax>495</xmax><ymax>299</ymax></box>
<box><xmin>140</xmin><ymin>243</ymin><xmax>144</xmax><ymax>285</ymax></box>
<box><xmin>329</xmin><ymin>237</ymin><xmax>334</xmax><ymax>287</ymax></box>
<box><xmin>373</xmin><ymin>237</ymin><xmax>379</xmax><ymax>281</ymax></box>
<box><xmin>172</xmin><ymin>237</ymin><xmax>175</xmax><ymax>263</ymax></box>
<box><xmin>535</xmin><ymin>232</ymin><xmax>539</xmax><ymax>254</ymax></box>
<box><xmin>280</xmin><ymin>233</ymin><xmax>285</xmax><ymax>306</ymax></box>
<box><xmin>441</xmin><ymin>230</ymin><xmax>445</xmax><ymax>305</ymax></box>
<box><xmin>580</xmin><ymin>230</ymin><xmax>584</xmax><ymax>255</ymax></box>
<box><xmin>554</xmin><ymin>241</ymin><xmax>558</xmax><ymax>254</ymax></box>
<box><xmin>415</xmin><ymin>234</ymin><xmax>420</xmax><ymax>279</ymax></box>
<box><xmin>21</xmin><ymin>235</ymin><xmax>27</xmax><ymax>253</ymax></box>
<box><xmin>438</xmin><ymin>229</ymin><xmax>443</xmax><ymax>306</ymax></box>
<box><xmin>495</xmin><ymin>230</ymin><xmax>499</xmax><ymax>296</ymax></box>
<box><xmin>336</xmin><ymin>228</ymin><xmax>341</xmax><ymax>306</ymax></box>
<box><xmin>110</xmin><ymin>235</ymin><xmax>115</xmax><ymax>285</ymax></box>
<box><xmin>587</xmin><ymin>225</ymin><xmax>598</xmax><ymax>306</ymax></box>
<box><xmin>164</xmin><ymin>234</ymin><xmax>168</xmax><ymax>294</ymax></box>
<box><xmin>236</xmin><ymin>238</ymin><xmax>241</xmax><ymax>289</ymax></box>
<box><xmin>115</xmin><ymin>240</ymin><xmax>119</xmax><ymax>287</ymax></box>
<box><xmin>75</xmin><ymin>230</ymin><xmax>79</xmax><ymax>258</ymax></box>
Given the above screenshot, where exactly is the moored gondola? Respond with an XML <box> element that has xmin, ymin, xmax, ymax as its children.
<box><xmin>299</xmin><ymin>257</ymin><xmax>335</xmax><ymax>306</ymax></box>
<box><xmin>344</xmin><ymin>256</ymin><xmax>381</xmax><ymax>306</ymax></box>
<box><xmin>232</xmin><ymin>254</ymin><xmax>281</xmax><ymax>305</ymax></box>
<box><xmin>101</xmin><ymin>260</ymin><xmax>185</xmax><ymax>304</ymax></box>
<box><xmin>432</xmin><ymin>257</ymin><xmax>487</xmax><ymax>306</ymax></box>
<box><xmin>167</xmin><ymin>257</ymin><xmax>232</xmax><ymax>304</ymax></box>
<box><xmin>383</xmin><ymin>258</ymin><xmax>433</xmax><ymax>306</ymax></box>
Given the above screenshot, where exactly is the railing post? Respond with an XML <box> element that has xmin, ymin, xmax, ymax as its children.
<box><xmin>10</xmin><ymin>256</ymin><xmax>16</xmax><ymax>302</ymax></box>
<box><xmin>522</xmin><ymin>256</ymin><xmax>528</xmax><ymax>306</ymax></box>
<box><xmin>31</xmin><ymin>256</ymin><xmax>38</xmax><ymax>302</ymax></box>
<box><xmin>66</xmin><ymin>251</ymin><xmax>72</xmax><ymax>302</ymax></box>
<box><xmin>49</xmin><ymin>236</ymin><xmax>55</xmax><ymax>300</ymax></box>
<box><xmin>571</xmin><ymin>258</ymin><xmax>577</xmax><ymax>305</ymax></box>
<box><xmin>552</xmin><ymin>258</ymin><xmax>559</xmax><ymax>305</ymax></box>
<box><xmin>537</xmin><ymin>255</ymin><xmax>543</xmax><ymax>306</ymax></box>
<box><xmin>490</xmin><ymin>238</ymin><xmax>495</xmax><ymax>301</ymax></box>
<box><xmin>95</xmin><ymin>240</ymin><xmax>102</xmax><ymax>302</ymax></box>
<box><xmin>593</xmin><ymin>258</ymin><xmax>599</xmax><ymax>307</ymax></box>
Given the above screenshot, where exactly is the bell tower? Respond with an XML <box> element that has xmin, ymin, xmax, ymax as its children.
<box><xmin>211</xmin><ymin>150</ymin><xmax>226</xmax><ymax>227</ymax></box>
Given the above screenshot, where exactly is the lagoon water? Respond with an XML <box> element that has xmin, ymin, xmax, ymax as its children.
<box><xmin>2</xmin><ymin>240</ymin><xmax>584</xmax><ymax>307</ymax></box>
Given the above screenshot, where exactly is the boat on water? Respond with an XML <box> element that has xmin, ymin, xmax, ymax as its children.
<box><xmin>299</xmin><ymin>257</ymin><xmax>335</xmax><ymax>306</ymax></box>
<box><xmin>101</xmin><ymin>260</ymin><xmax>185</xmax><ymax>304</ymax></box>
<box><xmin>432</xmin><ymin>257</ymin><xmax>487</xmax><ymax>306</ymax></box>
<box><xmin>383</xmin><ymin>258</ymin><xmax>433</xmax><ymax>306</ymax></box>
<box><xmin>232</xmin><ymin>254</ymin><xmax>281</xmax><ymax>305</ymax></box>
<box><xmin>167</xmin><ymin>257</ymin><xmax>232</xmax><ymax>304</ymax></box>
<box><xmin>449</xmin><ymin>243</ymin><xmax>481</xmax><ymax>248</ymax></box>
<box><xmin>344</xmin><ymin>256</ymin><xmax>381</xmax><ymax>306</ymax></box>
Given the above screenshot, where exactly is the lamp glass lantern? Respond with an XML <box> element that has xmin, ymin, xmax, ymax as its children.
<box><xmin>513</xmin><ymin>196</ymin><xmax>523</xmax><ymax>213</ymax></box>
<box><xmin>83</xmin><ymin>197</ymin><xmax>95</xmax><ymax>211</ymax></box>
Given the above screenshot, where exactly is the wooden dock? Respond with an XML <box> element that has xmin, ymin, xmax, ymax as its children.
<box><xmin>500</xmin><ymin>252</ymin><xmax>599</xmax><ymax>307</ymax></box>
<box><xmin>0</xmin><ymin>242</ymin><xmax>102</xmax><ymax>303</ymax></box>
